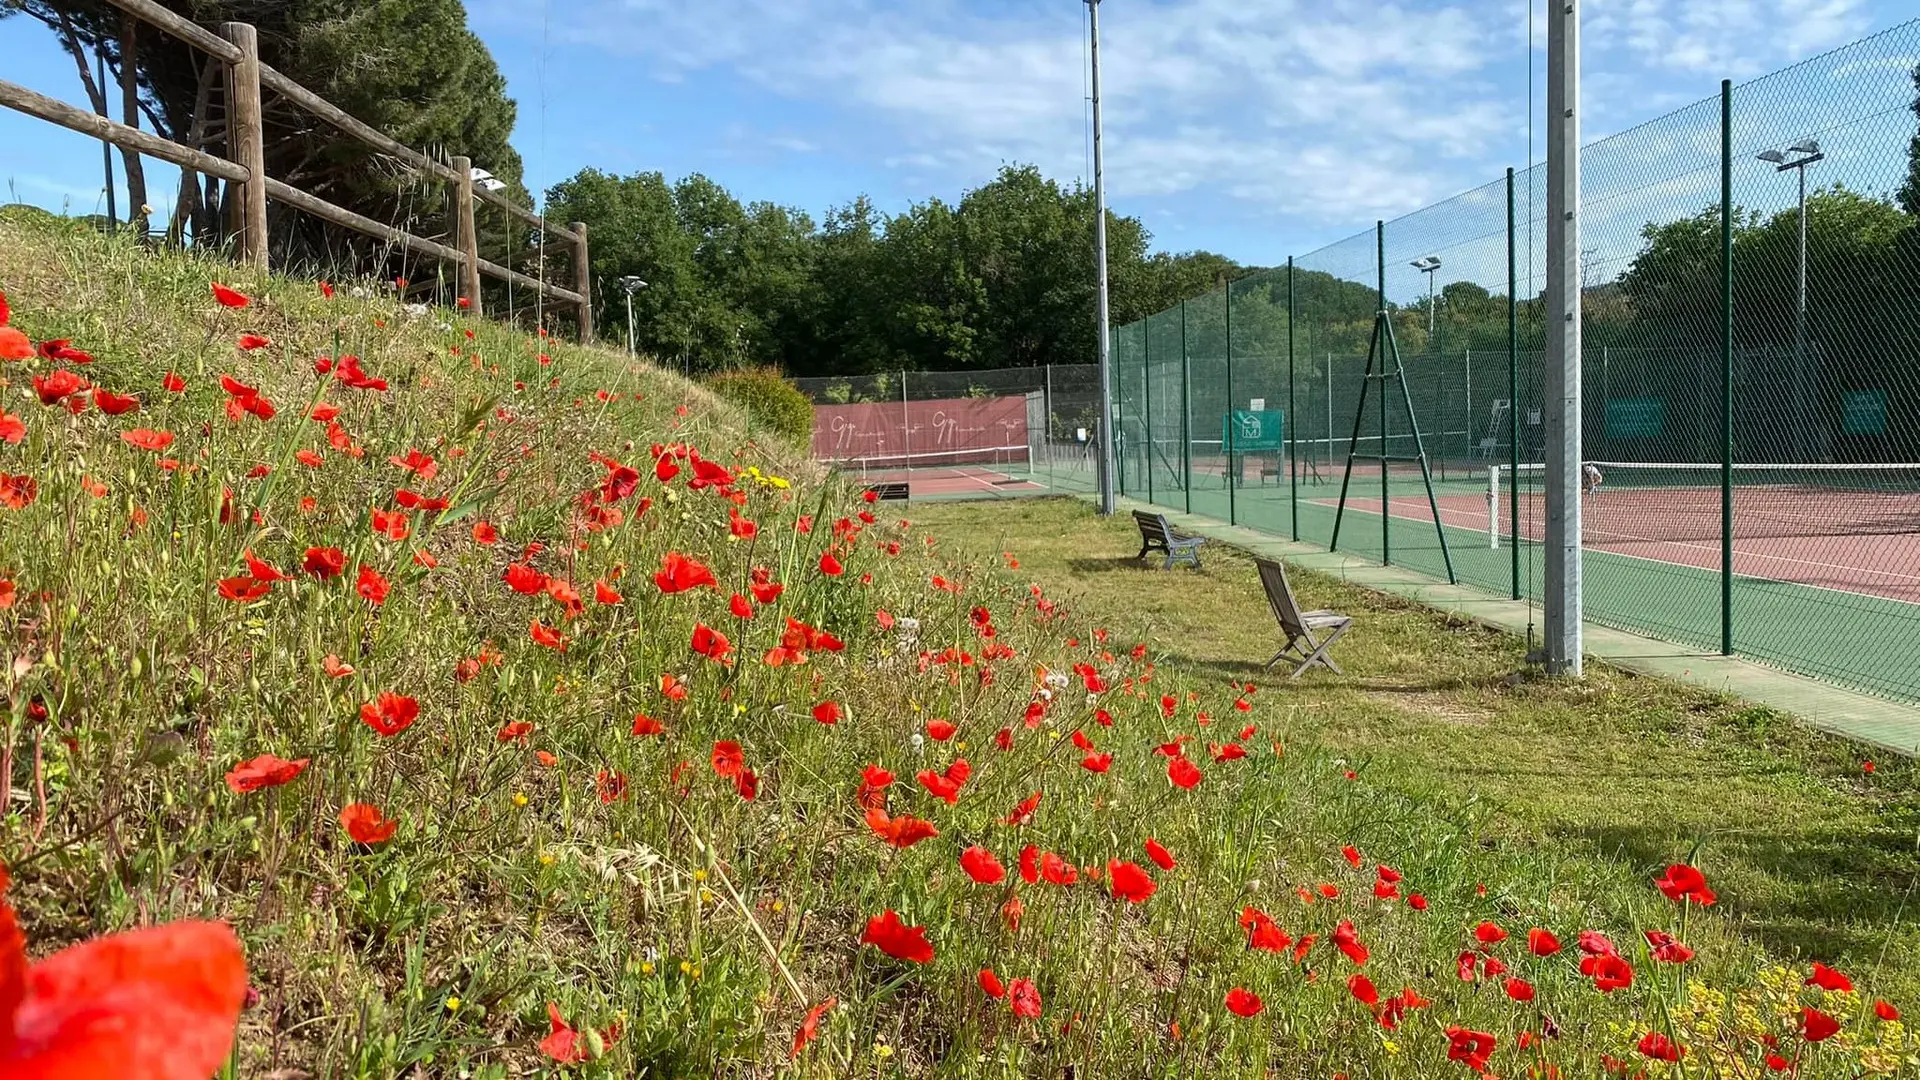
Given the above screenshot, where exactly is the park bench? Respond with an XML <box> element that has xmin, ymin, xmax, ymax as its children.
<box><xmin>1132</xmin><ymin>510</ymin><xmax>1208</xmax><ymax>570</ymax></box>
<box><xmin>865</xmin><ymin>481</ymin><xmax>910</xmax><ymax>502</ymax></box>
<box><xmin>1254</xmin><ymin>556</ymin><xmax>1352</xmax><ymax>678</ymax></box>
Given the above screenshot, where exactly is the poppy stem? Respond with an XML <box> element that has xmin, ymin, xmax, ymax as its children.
<box><xmin>675</xmin><ymin>807</ymin><xmax>807</xmax><ymax>1006</ymax></box>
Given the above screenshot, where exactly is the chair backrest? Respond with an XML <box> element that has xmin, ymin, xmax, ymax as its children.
<box><xmin>1132</xmin><ymin>510</ymin><xmax>1169</xmax><ymax>542</ymax></box>
<box><xmin>1255</xmin><ymin>557</ymin><xmax>1306</xmax><ymax>638</ymax></box>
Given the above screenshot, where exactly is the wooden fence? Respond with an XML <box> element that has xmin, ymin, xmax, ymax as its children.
<box><xmin>0</xmin><ymin>0</ymin><xmax>593</xmax><ymax>342</ymax></box>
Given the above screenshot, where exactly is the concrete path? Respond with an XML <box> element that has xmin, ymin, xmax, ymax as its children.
<box><xmin>1107</xmin><ymin>495</ymin><xmax>1920</xmax><ymax>757</ymax></box>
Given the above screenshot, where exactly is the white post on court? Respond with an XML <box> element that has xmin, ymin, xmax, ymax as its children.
<box><xmin>1544</xmin><ymin>0</ymin><xmax>1583</xmax><ymax>675</ymax></box>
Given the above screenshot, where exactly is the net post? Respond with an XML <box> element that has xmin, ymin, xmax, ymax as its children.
<box><xmin>1288</xmin><ymin>256</ymin><xmax>1298</xmax><ymax>540</ymax></box>
<box><xmin>1719</xmin><ymin>78</ymin><xmax>1735</xmax><ymax>657</ymax></box>
<box><xmin>1043</xmin><ymin>363</ymin><xmax>1052</xmax><ymax>485</ymax></box>
<box><xmin>1507</xmin><ymin>166</ymin><xmax>1521</xmax><ymax>601</ymax></box>
<box><xmin>1378</xmin><ymin>220</ymin><xmax>1390</xmax><ymax>565</ymax></box>
<box><xmin>901</xmin><ymin>370</ymin><xmax>911</xmax><ymax>498</ymax></box>
<box><xmin>1181</xmin><ymin>300</ymin><xmax>1193</xmax><ymax>514</ymax></box>
<box><xmin>1226</xmin><ymin>281</ymin><xmax>1238</xmax><ymax>526</ymax></box>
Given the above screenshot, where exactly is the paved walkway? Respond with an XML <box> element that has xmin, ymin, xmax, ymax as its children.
<box><xmin>1107</xmin><ymin>495</ymin><xmax>1920</xmax><ymax>757</ymax></box>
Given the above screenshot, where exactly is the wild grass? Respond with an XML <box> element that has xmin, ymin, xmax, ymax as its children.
<box><xmin>0</xmin><ymin>212</ymin><xmax>1914</xmax><ymax>1078</ymax></box>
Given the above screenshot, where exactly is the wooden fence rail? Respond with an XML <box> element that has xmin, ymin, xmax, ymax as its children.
<box><xmin>0</xmin><ymin>0</ymin><xmax>592</xmax><ymax>343</ymax></box>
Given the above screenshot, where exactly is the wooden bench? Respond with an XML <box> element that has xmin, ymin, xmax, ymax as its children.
<box><xmin>864</xmin><ymin>481</ymin><xmax>909</xmax><ymax>502</ymax></box>
<box><xmin>1132</xmin><ymin>510</ymin><xmax>1208</xmax><ymax>570</ymax></box>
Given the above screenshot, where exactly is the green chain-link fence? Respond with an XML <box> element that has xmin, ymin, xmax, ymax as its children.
<box><xmin>1105</xmin><ymin>19</ymin><xmax>1920</xmax><ymax>704</ymax></box>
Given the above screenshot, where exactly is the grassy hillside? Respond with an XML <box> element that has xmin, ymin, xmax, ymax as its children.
<box><xmin>0</xmin><ymin>214</ymin><xmax>1912</xmax><ymax>1078</ymax></box>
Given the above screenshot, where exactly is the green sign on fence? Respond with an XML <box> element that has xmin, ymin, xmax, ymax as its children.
<box><xmin>1604</xmin><ymin>398</ymin><xmax>1665</xmax><ymax>438</ymax></box>
<box><xmin>1842</xmin><ymin>389</ymin><xmax>1887</xmax><ymax>436</ymax></box>
<box><xmin>1224</xmin><ymin>410</ymin><xmax>1284</xmax><ymax>452</ymax></box>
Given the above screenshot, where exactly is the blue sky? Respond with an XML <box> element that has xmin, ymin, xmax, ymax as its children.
<box><xmin>1</xmin><ymin>0</ymin><xmax>1914</xmax><ymax>272</ymax></box>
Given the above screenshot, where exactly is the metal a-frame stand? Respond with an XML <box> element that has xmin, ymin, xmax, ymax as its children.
<box><xmin>1330</xmin><ymin>222</ymin><xmax>1457</xmax><ymax>585</ymax></box>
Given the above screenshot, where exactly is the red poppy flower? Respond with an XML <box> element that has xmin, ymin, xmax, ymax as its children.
<box><xmin>630</xmin><ymin>713</ymin><xmax>664</xmax><ymax>736</ymax></box>
<box><xmin>862</xmin><ymin>764</ymin><xmax>894</xmax><ymax>790</ymax></box>
<box><xmin>387</xmin><ymin>448</ymin><xmax>438</xmax><ymax>480</ymax></box>
<box><xmin>1807</xmin><ymin>962</ymin><xmax>1853</xmax><ymax>992</ymax></box>
<box><xmin>1446</xmin><ymin>1027</ymin><xmax>1497</xmax><ymax>1072</ymax></box>
<box><xmin>690</xmin><ymin>622</ymin><xmax>732</xmax><ymax>662</ymax></box>
<box><xmin>1582</xmin><ymin>952</ymin><xmax>1634</xmax><ymax>992</ymax></box>
<box><xmin>1504</xmin><ymin>977</ymin><xmax>1535</xmax><ymax>1002</ymax></box>
<box><xmin>1645</xmin><ymin>929</ymin><xmax>1693</xmax><ymax>964</ymax></box>
<box><xmin>118</xmin><ymin>428</ymin><xmax>175</xmax><ymax>454</ymax></box>
<box><xmin>301</xmin><ymin>547</ymin><xmax>346</xmax><ymax>579</ymax></box>
<box><xmin>1802</xmin><ymin>1007</ymin><xmax>1840</xmax><ymax>1043</ymax></box>
<box><xmin>790</xmin><ymin>996</ymin><xmax>835</xmax><ymax>1058</ymax></box>
<box><xmin>1008</xmin><ymin>978</ymin><xmax>1041</xmax><ymax>1019</ymax></box>
<box><xmin>1578</xmin><ymin>929</ymin><xmax>1617</xmax><ymax>956</ymax></box>
<box><xmin>0</xmin><ymin>864</ymin><xmax>249</xmax><ymax>1080</ymax></box>
<box><xmin>655</xmin><ymin>551</ymin><xmax>717</xmax><ymax>593</ymax></box>
<box><xmin>369</xmin><ymin>508</ymin><xmax>409</xmax><ymax>541</ymax></box>
<box><xmin>1240</xmin><ymin>907</ymin><xmax>1291</xmax><ymax>952</ymax></box>
<box><xmin>89</xmin><ymin>388</ymin><xmax>139</xmax><ymax>415</ymax></box>
<box><xmin>1875</xmin><ymin>999</ymin><xmax>1900</xmax><ymax>1022</ymax></box>
<box><xmin>0</xmin><ymin>412</ymin><xmax>22</xmax><ymax>446</ymax></box>
<box><xmin>1654</xmin><ymin>863</ymin><xmax>1715</xmax><ymax>906</ymax></box>
<box><xmin>711</xmin><ymin>740</ymin><xmax>745</xmax><ymax>779</ymax></box>
<box><xmin>818</xmin><ymin>552</ymin><xmax>844</xmax><ymax>576</ymax></box>
<box><xmin>32</xmin><ymin>372</ymin><xmax>90</xmax><ymax>406</ymax></box>
<box><xmin>1637</xmin><ymin>1031</ymin><xmax>1683</xmax><ymax>1062</ymax></box>
<box><xmin>1348</xmin><ymin>973</ymin><xmax>1380</xmax><ymax>1006</ymax></box>
<box><xmin>538</xmin><ymin>1002</ymin><xmax>619</xmax><ymax>1064</ymax></box>
<box><xmin>860</xmin><ymin>911</ymin><xmax>933</xmax><ymax>964</ymax></box>
<box><xmin>1333</xmin><ymin>920</ymin><xmax>1369</xmax><ymax>965</ymax></box>
<box><xmin>752</xmin><ymin>580</ymin><xmax>784</xmax><ymax>605</ymax></box>
<box><xmin>1079</xmin><ymin>752</ymin><xmax>1112</xmax><ymax>773</ymax></box>
<box><xmin>1474</xmin><ymin>921</ymin><xmax>1508</xmax><ymax>944</ymax></box>
<box><xmin>596</xmin><ymin>770</ymin><xmax>628</xmax><ymax>803</ymax></box>
<box><xmin>236</xmin><ymin>334</ymin><xmax>272</xmax><ymax>351</ymax></box>
<box><xmin>812</xmin><ymin>701</ymin><xmax>842</xmax><ymax>725</ymax></box>
<box><xmin>528</xmin><ymin>620</ymin><xmax>565</xmax><ymax>650</ymax></box>
<box><xmin>211</xmin><ymin>282</ymin><xmax>250</xmax><ymax>308</ymax></box>
<box><xmin>216</xmin><ymin>576</ymin><xmax>271</xmax><ymax>603</ymax></box>
<box><xmin>1527</xmin><ymin>928</ymin><xmax>1562</xmax><ymax>956</ymax></box>
<box><xmin>916</xmin><ymin>769</ymin><xmax>962</xmax><ymax>804</ymax></box>
<box><xmin>1039</xmin><ymin>852</ymin><xmax>1077</xmax><ymax>886</ymax></box>
<box><xmin>864</xmin><ymin>807</ymin><xmax>938</xmax><ymax>848</ymax></box>
<box><xmin>498</xmin><ymin>564</ymin><xmax>546</xmax><ymax>596</ymax></box>
<box><xmin>355</xmin><ymin>565</ymin><xmax>390</xmax><ymax>605</ymax></box>
<box><xmin>1108</xmin><ymin>860</ymin><xmax>1156</xmax><ymax>903</ymax></box>
<box><xmin>1342</xmin><ymin>845</ymin><xmax>1363</xmax><ymax>869</ymax></box>
<box><xmin>224</xmin><ymin>754</ymin><xmax>309</xmax><ymax>794</ymax></box>
<box><xmin>978</xmin><ymin>968</ymin><xmax>1007</xmax><ymax>998</ymax></box>
<box><xmin>1224</xmin><ymin>988</ymin><xmax>1264</xmax><ymax>1018</ymax></box>
<box><xmin>916</xmin><ymin>717</ymin><xmax>958</xmax><ymax>741</ymax></box>
<box><xmin>1165</xmin><ymin>756</ymin><xmax>1203</xmax><ymax>790</ymax></box>
<box><xmin>339</xmin><ymin>802</ymin><xmax>398</xmax><ymax>844</ymax></box>
<box><xmin>0</xmin><ymin>472</ymin><xmax>35</xmax><ymax>510</ymax></box>
<box><xmin>1005</xmin><ymin>790</ymin><xmax>1042</xmax><ymax>825</ymax></box>
<box><xmin>960</xmin><ymin>845</ymin><xmax>1005</xmax><ymax>884</ymax></box>
<box><xmin>496</xmin><ymin>721</ymin><xmax>533</xmax><ymax>743</ymax></box>
<box><xmin>359</xmin><ymin>693</ymin><xmax>419</xmax><ymax>737</ymax></box>
<box><xmin>0</xmin><ymin>328</ymin><xmax>27</xmax><ymax>362</ymax></box>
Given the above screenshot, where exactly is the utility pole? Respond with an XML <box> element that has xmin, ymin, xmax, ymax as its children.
<box><xmin>1088</xmin><ymin>0</ymin><xmax>1116</xmax><ymax>515</ymax></box>
<box><xmin>1544</xmin><ymin>0</ymin><xmax>1583</xmax><ymax>675</ymax></box>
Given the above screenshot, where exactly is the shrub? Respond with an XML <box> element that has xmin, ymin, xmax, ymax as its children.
<box><xmin>705</xmin><ymin>366</ymin><xmax>813</xmax><ymax>445</ymax></box>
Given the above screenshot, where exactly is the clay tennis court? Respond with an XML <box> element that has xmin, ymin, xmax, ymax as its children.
<box><xmin>846</xmin><ymin>463</ymin><xmax>1052</xmax><ymax>498</ymax></box>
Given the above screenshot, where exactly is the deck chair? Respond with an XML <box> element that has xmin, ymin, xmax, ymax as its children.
<box><xmin>1254</xmin><ymin>556</ymin><xmax>1352</xmax><ymax>678</ymax></box>
<box><xmin>1132</xmin><ymin>510</ymin><xmax>1208</xmax><ymax>569</ymax></box>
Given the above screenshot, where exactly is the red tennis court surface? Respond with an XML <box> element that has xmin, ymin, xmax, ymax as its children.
<box><xmin>1323</xmin><ymin>488</ymin><xmax>1920</xmax><ymax>604</ymax></box>
<box><xmin>849</xmin><ymin>464</ymin><xmax>1048</xmax><ymax>497</ymax></box>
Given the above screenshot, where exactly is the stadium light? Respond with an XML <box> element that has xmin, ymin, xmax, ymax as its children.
<box><xmin>469</xmin><ymin>167</ymin><xmax>509</xmax><ymax>193</ymax></box>
<box><xmin>1411</xmin><ymin>256</ymin><xmax>1443</xmax><ymax>348</ymax></box>
<box><xmin>1756</xmin><ymin>140</ymin><xmax>1825</xmax><ymax>457</ymax></box>
<box><xmin>617</xmin><ymin>276</ymin><xmax>648</xmax><ymax>357</ymax></box>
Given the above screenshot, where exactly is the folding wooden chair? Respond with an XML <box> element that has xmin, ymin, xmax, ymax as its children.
<box><xmin>1254</xmin><ymin>556</ymin><xmax>1352</xmax><ymax>678</ymax></box>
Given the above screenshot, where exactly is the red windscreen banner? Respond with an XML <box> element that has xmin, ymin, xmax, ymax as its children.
<box><xmin>812</xmin><ymin>395</ymin><xmax>1032</xmax><ymax>466</ymax></box>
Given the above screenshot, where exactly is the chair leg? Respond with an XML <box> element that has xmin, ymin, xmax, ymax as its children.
<box><xmin>1263</xmin><ymin>648</ymin><xmax>1289</xmax><ymax>672</ymax></box>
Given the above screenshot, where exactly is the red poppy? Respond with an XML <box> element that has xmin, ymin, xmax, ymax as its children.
<box><xmin>1527</xmin><ymin>928</ymin><xmax>1562</xmax><ymax>956</ymax></box>
<box><xmin>0</xmin><ymin>864</ymin><xmax>249</xmax><ymax>1080</ymax></box>
<box><xmin>819</xmin><ymin>551</ymin><xmax>844</xmax><ymax>576</ymax></box>
<box><xmin>655</xmin><ymin>551</ymin><xmax>718</xmax><ymax>593</ymax></box>
<box><xmin>539</xmin><ymin>1002</ymin><xmax>619</xmax><ymax>1064</ymax></box>
<box><xmin>1005</xmin><ymin>790</ymin><xmax>1042</xmax><ymax>825</ymax></box>
<box><xmin>1039</xmin><ymin>852</ymin><xmax>1078</xmax><ymax>886</ymax></box>
<box><xmin>87</xmin><ymin>387</ymin><xmax>140</xmax><ymax>416</ymax></box>
<box><xmin>1446</xmin><ymin>1027</ymin><xmax>1497</xmax><ymax>1072</ymax></box>
<box><xmin>690</xmin><ymin>623</ymin><xmax>732</xmax><ymax>662</ymax></box>
<box><xmin>359</xmin><ymin>693</ymin><xmax>420</xmax><ymax>737</ymax></box>
<box><xmin>978</xmin><ymin>968</ymin><xmax>1006</xmax><ymax>998</ymax></box>
<box><xmin>1875</xmin><ymin>999</ymin><xmax>1900</xmax><ymax>1022</ymax></box>
<box><xmin>790</xmin><ymin>996</ymin><xmax>835</xmax><ymax>1058</ymax></box>
<box><xmin>0</xmin><ymin>412</ymin><xmax>22</xmax><ymax>446</ymax></box>
<box><xmin>216</xmin><ymin>576</ymin><xmax>271</xmax><ymax>603</ymax></box>
<box><xmin>812</xmin><ymin>701</ymin><xmax>842</xmax><ymax>725</ymax></box>
<box><xmin>1348</xmin><ymin>973</ymin><xmax>1380</xmax><ymax>1006</ymax></box>
<box><xmin>1654</xmin><ymin>863</ymin><xmax>1716</xmax><ymax>906</ymax></box>
<box><xmin>1583</xmin><ymin>952</ymin><xmax>1634</xmax><ymax>992</ymax></box>
<box><xmin>0</xmin><ymin>473</ymin><xmax>35</xmax><ymax>510</ymax></box>
<box><xmin>1076</xmin><ymin>752</ymin><xmax>1110</xmax><ymax>773</ymax></box>
<box><xmin>1638</xmin><ymin>1031</ymin><xmax>1683</xmax><ymax>1061</ymax></box>
<box><xmin>387</xmin><ymin>448</ymin><xmax>438</xmax><ymax>480</ymax></box>
<box><xmin>1578</xmin><ymin>929</ymin><xmax>1617</xmax><ymax>956</ymax></box>
<box><xmin>369</xmin><ymin>508</ymin><xmax>409</xmax><ymax>541</ymax></box>
<box><xmin>496</xmin><ymin>721</ymin><xmax>533</xmax><ymax>743</ymax></box>
<box><xmin>1645</xmin><ymin>929</ymin><xmax>1693</xmax><ymax>964</ymax></box>
<box><xmin>1333</xmin><ymin>920</ymin><xmax>1369</xmax><ymax>965</ymax></box>
<box><xmin>0</xmin><ymin>328</ymin><xmax>26</xmax><ymax>362</ymax></box>
<box><xmin>1240</xmin><ymin>907</ymin><xmax>1291</xmax><ymax>952</ymax></box>
<box><xmin>355</xmin><ymin>565</ymin><xmax>390</xmax><ymax>605</ymax></box>
<box><xmin>236</xmin><ymin>334</ymin><xmax>272</xmax><ymax>351</ymax></box>
<box><xmin>224</xmin><ymin>754</ymin><xmax>309</xmax><ymax>793</ymax></box>
<box><xmin>864</xmin><ymin>807</ymin><xmax>938</xmax><ymax>848</ymax></box>
<box><xmin>1504</xmin><ymin>977</ymin><xmax>1535</xmax><ymax>1002</ymax></box>
<box><xmin>1802</xmin><ymin>1007</ymin><xmax>1840</xmax><ymax>1043</ymax></box>
<box><xmin>860</xmin><ymin>911</ymin><xmax>933</xmax><ymax>964</ymax></box>
<box><xmin>711</xmin><ymin>740</ymin><xmax>745</xmax><ymax>778</ymax></box>
<box><xmin>1474</xmin><ymin>921</ymin><xmax>1508</xmax><ymax>944</ymax></box>
<box><xmin>211</xmin><ymin>282</ymin><xmax>250</xmax><ymax>308</ymax></box>
<box><xmin>596</xmin><ymin>770</ymin><xmax>628</xmax><ymax>804</ymax></box>
<box><xmin>1161</xmin><ymin>755</ymin><xmax>1203</xmax><ymax>790</ymax></box>
<box><xmin>960</xmin><ymin>845</ymin><xmax>1005</xmax><ymax>884</ymax></box>
<box><xmin>631</xmin><ymin>714</ymin><xmax>664</xmax><ymax>736</ymax></box>
<box><xmin>1108</xmin><ymin>860</ymin><xmax>1156</xmax><ymax>903</ymax></box>
<box><xmin>733</xmin><ymin>767</ymin><xmax>760</xmax><ymax>799</ymax></box>
<box><xmin>916</xmin><ymin>769</ymin><xmax>962</xmax><ymax>805</ymax></box>
<box><xmin>471</xmin><ymin>521</ymin><xmax>499</xmax><ymax>545</ymax></box>
<box><xmin>1008</xmin><ymin>978</ymin><xmax>1041</xmax><ymax>1019</ymax></box>
<box><xmin>1342</xmin><ymin>845</ymin><xmax>1363</xmax><ymax>869</ymax></box>
<box><xmin>339</xmin><ymin>802</ymin><xmax>398</xmax><ymax>844</ymax></box>
<box><xmin>1807</xmin><ymin>962</ymin><xmax>1853</xmax><ymax>992</ymax></box>
<box><xmin>1224</xmin><ymin>988</ymin><xmax>1264</xmax><ymax>1018</ymax></box>
<box><xmin>302</xmin><ymin>547</ymin><xmax>346</xmax><ymax>579</ymax></box>
<box><xmin>529</xmin><ymin>620</ymin><xmax>566</xmax><ymax>650</ymax></box>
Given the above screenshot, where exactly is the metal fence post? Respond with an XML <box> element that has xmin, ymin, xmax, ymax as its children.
<box><xmin>1507</xmin><ymin>166</ymin><xmax>1521</xmax><ymax>601</ymax></box>
<box><xmin>1143</xmin><ymin>320</ymin><xmax>1155</xmax><ymax>506</ymax></box>
<box><xmin>1043</xmin><ymin>363</ymin><xmax>1053</xmax><ymax>486</ymax></box>
<box><xmin>1720</xmin><ymin>78</ymin><xmax>1735</xmax><ymax>657</ymax></box>
<box><xmin>1377</xmin><ymin>221</ymin><xmax>1390</xmax><ymax>565</ymax></box>
<box><xmin>1288</xmin><ymin>256</ymin><xmax>1298</xmax><ymax>540</ymax></box>
<box><xmin>1226</xmin><ymin>281</ymin><xmax>1237</xmax><ymax>525</ymax></box>
<box><xmin>1181</xmin><ymin>300</ymin><xmax>1192</xmax><ymax>513</ymax></box>
<box><xmin>901</xmin><ymin>370</ymin><xmax>912</xmax><ymax>492</ymax></box>
<box><xmin>220</xmin><ymin>22</ymin><xmax>267</xmax><ymax>268</ymax></box>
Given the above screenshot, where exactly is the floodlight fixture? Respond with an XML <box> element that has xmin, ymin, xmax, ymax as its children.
<box><xmin>1756</xmin><ymin>149</ymin><xmax>1787</xmax><ymax>164</ymax></box>
<box><xmin>469</xmin><ymin>167</ymin><xmax>509</xmax><ymax>193</ymax></box>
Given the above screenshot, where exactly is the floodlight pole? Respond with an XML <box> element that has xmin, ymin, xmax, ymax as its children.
<box><xmin>1088</xmin><ymin>0</ymin><xmax>1116</xmax><ymax>516</ymax></box>
<box><xmin>1544</xmin><ymin>0</ymin><xmax>1583</xmax><ymax>675</ymax></box>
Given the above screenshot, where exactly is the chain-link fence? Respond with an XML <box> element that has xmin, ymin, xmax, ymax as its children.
<box><xmin>1100</xmin><ymin>20</ymin><xmax>1920</xmax><ymax>705</ymax></box>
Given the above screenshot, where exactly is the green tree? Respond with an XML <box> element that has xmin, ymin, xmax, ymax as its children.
<box><xmin>1899</xmin><ymin>63</ymin><xmax>1920</xmax><ymax>217</ymax></box>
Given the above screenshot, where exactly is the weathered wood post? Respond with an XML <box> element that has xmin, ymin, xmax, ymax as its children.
<box><xmin>220</xmin><ymin>22</ymin><xmax>267</xmax><ymax>268</ymax></box>
<box><xmin>449</xmin><ymin>154</ymin><xmax>481</xmax><ymax>314</ymax></box>
<box><xmin>570</xmin><ymin>220</ymin><xmax>592</xmax><ymax>344</ymax></box>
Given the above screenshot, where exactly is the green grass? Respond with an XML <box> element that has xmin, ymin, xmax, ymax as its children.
<box><xmin>1</xmin><ymin>213</ymin><xmax>1916</xmax><ymax>1079</ymax></box>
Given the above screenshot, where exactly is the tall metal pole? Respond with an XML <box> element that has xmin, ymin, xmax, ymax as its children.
<box><xmin>1507</xmin><ymin>167</ymin><xmax>1521</xmax><ymax>601</ymax></box>
<box><xmin>1377</xmin><ymin>221</ymin><xmax>1390</xmax><ymax>565</ymax></box>
<box><xmin>1720</xmin><ymin>80</ymin><xmax>1736</xmax><ymax>657</ymax></box>
<box><xmin>1180</xmin><ymin>300</ymin><xmax>1192</xmax><ymax>514</ymax></box>
<box><xmin>1794</xmin><ymin>162</ymin><xmax>1808</xmax><ymax>460</ymax></box>
<box><xmin>1226</xmin><ymin>284</ymin><xmax>1237</xmax><ymax>525</ymax></box>
<box><xmin>1288</xmin><ymin>256</ymin><xmax>1298</xmax><ymax>540</ymax></box>
<box><xmin>1087</xmin><ymin>0</ymin><xmax>1116</xmax><ymax>515</ymax></box>
<box><xmin>626</xmin><ymin>291</ymin><xmax>636</xmax><ymax>357</ymax></box>
<box><xmin>1544</xmin><ymin>0</ymin><xmax>1583</xmax><ymax>675</ymax></box>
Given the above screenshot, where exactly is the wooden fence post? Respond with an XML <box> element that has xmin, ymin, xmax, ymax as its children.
<box><xmin>570</xmin><ymin>221</ymin><xmax>592</xmax><ymax>344</ymax></box>
<box><xmin>449</xmin><ymin>154</ymin><xmax>481</xmax><ymax>314</ymax></box>
<box><xmin>220</xmin><ymin>22</ymin><xmax>267</xmax><ymax>268</ymax></box>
